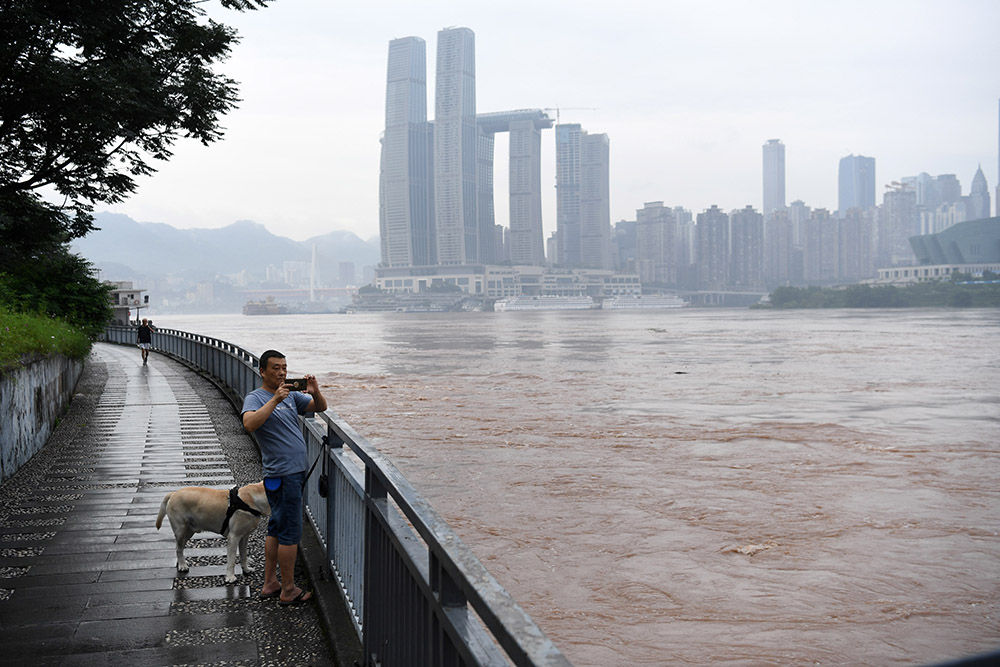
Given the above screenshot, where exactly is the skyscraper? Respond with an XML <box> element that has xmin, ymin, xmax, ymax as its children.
<box><xmin>475</xmin><ymin>110</ymin><xmax>552</xmax><ymax>266</ymax></box>
<box><xmin>507</xmin><ymin>117</ymin><xmax>547</xmax><ymax>265</ymax></box>
<box><xmin>968</xmin><ymin>165</ymin><xmax>991</xmax><ymax>220</ymax></box>
<box><xmin>555</xmin><ymin>124</ymin><xmax>581</xmax><ymax>267</ymax></box>
<box><xmin>838</xmin><ymin>154</ymin><xmax>876</xmax><ymax>215</ymax></box>
<box><xmin>434</xmin><ymin>27</ymin><xmax>477</xmax><ymax>265</ymax></box>
<box><xmin>556</xmin><ymin>124</ymin><xmax>611</xmax><ymax>269</ymax></box>
<box><xmin>580</xmin><ymin>132</ymin><xmax>611</xmax><ymax>269</ymax></box>
<box><xmin>379</xmin><ymin>37</ymin><xmax>433</xmax><ymax>268</ymax></box>
<box><xmin>762</xmin><ymin>139</ymin><xmax>785</xmax><ymax>216</ymax></box>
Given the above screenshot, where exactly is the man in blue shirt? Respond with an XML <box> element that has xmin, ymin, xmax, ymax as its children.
<box><xmin>242</xmin><ymin>349</ymin><xmax>327</xmax><ymax>605</ymax></box>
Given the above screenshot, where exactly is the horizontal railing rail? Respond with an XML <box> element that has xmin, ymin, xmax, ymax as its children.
<box><xmin>102</xmin><ymin>325</ymin><xmax>570</xmax><ymax>667</ymax></box>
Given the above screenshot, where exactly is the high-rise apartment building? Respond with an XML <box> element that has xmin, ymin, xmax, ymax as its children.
<box><xmin>764</xmin><ymin>208</ymin><xmax>795</xmax><ymax>286</ymax></box>
<box><xmin>696</xmin><ymin>205</ymin><xmax>729</xmax><ymax>290</ymax></box>
<box><xmin>762</xmin><ymin>139</ymin><xmax>785</xmax><ymax>216</ymax></box>
<box><xmin>838</xmin><ymin>208</ymin><xmax>875</xmax><ymax>282</ymax></box>
<box><xmin>787</xmin><ymin>199</ymin><xmax>810</xmax><ymax>246</ymax></box>
<box><xmin>802</xmin><ymin>208</ymin><xmax>838</xmax><ymax>283</ymax></box>
<box><xmin>729</xmin><ymin>205</ymin><xmax>764</xmax><ymax>289</ymax></box>
<box><xmin>433</xmin><ymin>27</ymin><xmax>477</xmax><ymax>265</ymax></box>
<box><xmin>612</xmin><ymin>219</ymin><xmax>637</xmax><ymax>273</ymax></box>
<box><xmin>556</xmin><ymin>124</ymin><xmax>611</xmax><ymax>269</ymax></box>
<box><xmin>937</xmin><ymin>174</ymin><xmax>962</xmax><ymax>205</ymax></box>
<box><xmin>900</xmin><ymin>172</ymin><xmax>962</xmax><ymax>210</ymax></box>
<box><xmin>379</xmin><ymin>37</ymin><xmax>433</xmax><ymax>268</ymax></box>
<box><xmin>636</xmin><ymin>202</ymin><xmax>678</xmax><ymax>285</ymax></box>
<box><xmin>838</xmin><ymin>154</ymin><xmax>876</xmax><ymax>215</ymax></box>
<box><xmin>879</xmin><ymin>186</ymin><xmax>919</xmax><ymax>266</ymax></box>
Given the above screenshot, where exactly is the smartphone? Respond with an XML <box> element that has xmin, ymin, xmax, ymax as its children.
<box><xmin>285</xmin><ymin>378</ymin><xmax>308</xmax><ymax>391</ymax></box>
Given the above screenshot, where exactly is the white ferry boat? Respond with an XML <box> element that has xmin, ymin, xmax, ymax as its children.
<box><xmin>494</xmin><ymin>295</ymin><xmax>596</xmax><ymax>311</ymax></box>
<box><xmin>601</xmin><ymin>294</ymin><xmax>688</xmax><ymax>309</ymax></box>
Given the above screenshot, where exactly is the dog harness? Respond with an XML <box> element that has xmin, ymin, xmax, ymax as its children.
<box><xmin>220</xmin><ymin>486</ymin><xmax>263</xmax><ymax>535</ymax></box>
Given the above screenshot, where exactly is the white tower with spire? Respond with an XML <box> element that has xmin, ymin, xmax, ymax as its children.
<box><xmin>968</xmin><ymin>164</ymin><xmax>991</xmax><ymax>220</ymax></box>
<box><xmin>309</xmin><ymin>243</ymin><xmax>317</xmax><ymax>302</ymax></box>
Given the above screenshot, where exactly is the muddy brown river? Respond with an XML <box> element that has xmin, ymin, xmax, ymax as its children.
<box><xmin>162</xmin><ymin>309</ymin><xmax>1000</xmax><ymax>665</ymax></box>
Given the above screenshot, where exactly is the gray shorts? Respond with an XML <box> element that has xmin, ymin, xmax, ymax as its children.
<box><xmin>138</xmin><ymin>343</ymin><xmax>151</xmax><ymax>350</ymax></box>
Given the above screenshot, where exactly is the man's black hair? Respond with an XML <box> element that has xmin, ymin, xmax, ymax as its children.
<box><xmin>259</xmin><ymin>349</ymin><xmax>285</xmax><ymax>373</ymax></box>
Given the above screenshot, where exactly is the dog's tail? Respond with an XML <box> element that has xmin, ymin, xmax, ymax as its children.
<box><xmin>155</xmin><ymin>493</ymin><xmax>171</xmax><ymax>529</ymax></box>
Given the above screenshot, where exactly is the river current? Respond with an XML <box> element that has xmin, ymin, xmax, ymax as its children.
<box><xmin>158</xmin><ymin>308</ymin><xmax>1000</xmax><ymax>665</ymax></box>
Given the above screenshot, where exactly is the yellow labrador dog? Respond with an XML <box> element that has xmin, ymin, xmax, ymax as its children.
<box><xmin>155</xmin><ymin>482</ymin><xmax>270</xmax><ymax>583</ymax></box>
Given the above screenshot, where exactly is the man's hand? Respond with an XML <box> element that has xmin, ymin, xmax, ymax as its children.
<box><xmin>302</xmin><ymin>374</ymin><xmax>327</xmax><ymax>413</ymax></box>
<box><xmin>274</xmin><ymin>383</ymin><xmax>292</xmax><ymax>402</ymax></box>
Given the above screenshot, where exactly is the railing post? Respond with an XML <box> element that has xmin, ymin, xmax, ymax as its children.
<box><xmin>430</xmin><ymin>551</ymin><xmax>466</xmax><ymax>666</ymax></box>
<box><xmin>325</xmin><ymin>425</ymin><xmax>344</xmax><ymax>572</ymax></box>
<box><xmin>362</xmin><ymin>466</ymin><xmax>387</xmax><ymax>666</ymax></box>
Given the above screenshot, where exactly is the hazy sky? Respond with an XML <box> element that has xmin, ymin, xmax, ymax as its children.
<box><xmin>103</xmin><ymin>0</ymin><xmax>1000</xmax><ymax>242</ymax></box>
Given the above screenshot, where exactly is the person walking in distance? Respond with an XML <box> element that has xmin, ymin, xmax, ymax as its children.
<box><xmin>241</xmin><ymin>349</ymin><xmax>327</xmax><ymax>605</ymax></box>
<box><xmin>136</xmin><ymin>318</ymin><xmax>156</xmax><ymax>365</ymax></box>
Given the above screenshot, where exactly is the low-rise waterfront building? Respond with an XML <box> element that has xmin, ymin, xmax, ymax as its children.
<box><xmin>872</xmin><ymin>216</ymin><xmax>1000</xmax><ymax>283</ymax></box>
<box><xmin>106</xmin><ymin>281</ymin><xmax>148</xmax><ymax>325</ymax></box>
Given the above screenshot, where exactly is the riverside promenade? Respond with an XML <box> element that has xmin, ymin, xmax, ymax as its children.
<box><xmin>0</xmin><ymin>343</ymin><xmax>341</xmax><ymax>665</ymax></box>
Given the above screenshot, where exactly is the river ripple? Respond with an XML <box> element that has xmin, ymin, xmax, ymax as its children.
<box><xmin>160</xmin><ymin>308</ymin><xmax>1000</xmax><ymax>665</ymax></box>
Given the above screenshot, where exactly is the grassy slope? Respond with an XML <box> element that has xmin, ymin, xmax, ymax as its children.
<box><xmin>0</xmin><ymin>306</ymin><xmax>92</xmax><ymax>374</ymax></box>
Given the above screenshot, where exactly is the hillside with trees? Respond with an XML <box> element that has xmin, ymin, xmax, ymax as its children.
<box><xmin>762</xmin><ymin>275</ymin><xmax>1000</xmax><ymax>309</ymax></box>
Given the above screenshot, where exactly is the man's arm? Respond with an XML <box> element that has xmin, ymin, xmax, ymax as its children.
<box><xmin>242</xmin><ymin>386</ymin><xmax>289</xmax><ymax>432</ymax></box>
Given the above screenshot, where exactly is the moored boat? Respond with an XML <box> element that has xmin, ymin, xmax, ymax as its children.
<box><xmin>494</xmin><ymin>295</ymin><xmax>596</xmax><ymax>311</ymax></box>
<box><xmin>601</xmin><ymin>294</ymin><xmax>688</xmax><ymax>309</ymax></box>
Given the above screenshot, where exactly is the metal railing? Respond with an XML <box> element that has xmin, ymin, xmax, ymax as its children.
<box><xmin>103</xmin><ymin>325</ymin><xmax>570</xmax><ymax>667</ymax></box>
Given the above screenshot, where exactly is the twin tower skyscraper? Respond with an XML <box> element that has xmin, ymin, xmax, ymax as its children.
<box><xmin>379</xmin><ymin>27</ymin><xmax>612</xmax><ymax>272</ymax></box>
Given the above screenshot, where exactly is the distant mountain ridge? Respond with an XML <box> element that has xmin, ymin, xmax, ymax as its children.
<box><xmin>72</xmin><ymin>212</ymin><xmax>380</xmax><ymax>282</ymax></box>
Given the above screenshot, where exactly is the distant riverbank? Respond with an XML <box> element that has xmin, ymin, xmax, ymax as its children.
<box><xmin>759</xmin><ymin>281</ymin><xmax>1000</xmax><ymax>309</ymax></box>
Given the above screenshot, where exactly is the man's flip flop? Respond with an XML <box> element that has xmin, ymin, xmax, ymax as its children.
<box><xmin>260</xmin><ymin>590</ymin><xmax>280</xmax><ymax>600</ymax></box>
<box><xmin>278</xmin><ymin>590</ymin><xmax>313</xmax><ymax>606</ymax></box>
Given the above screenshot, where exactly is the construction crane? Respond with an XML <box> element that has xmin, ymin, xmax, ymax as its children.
<box><xmin>542</xmin><ymin>107</ymin><xmax>597</xmax><ymax>124</ymax></box>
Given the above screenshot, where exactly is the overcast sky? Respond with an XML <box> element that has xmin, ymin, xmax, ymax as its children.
<box><xmin>103</xmin><ymin>0</ymin><xmax>1000</xmax><ymax>242</ymax></box>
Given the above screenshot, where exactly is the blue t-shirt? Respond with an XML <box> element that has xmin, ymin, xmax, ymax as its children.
<box><xmin>241</xmin><ymin>388</ymin><xmax>312</xmax><ymax>477</ymax></box>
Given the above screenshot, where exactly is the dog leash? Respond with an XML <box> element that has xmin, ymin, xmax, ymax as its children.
<box><xmin>301</xmin><ymin>435</ymin><xmax>329</xmax><ymax>491</ymax></box>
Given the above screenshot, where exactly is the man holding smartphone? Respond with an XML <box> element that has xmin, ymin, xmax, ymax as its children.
<box><xmin>241</xmin><ymin>349</ymin><xmax>327</xmax><ymax>605</ymax></box>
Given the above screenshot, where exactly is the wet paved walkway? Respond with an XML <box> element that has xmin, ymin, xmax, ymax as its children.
<box><xmin>0</xmin><ymin>343</ymin><xmax>336</xmax><ymax>666</ymax></box>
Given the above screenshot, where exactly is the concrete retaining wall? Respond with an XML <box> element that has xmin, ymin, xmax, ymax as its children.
<box><xmin>0</xmin><ymin>355</ymin><xmax>84</xmax><ymax>483</ymax></box>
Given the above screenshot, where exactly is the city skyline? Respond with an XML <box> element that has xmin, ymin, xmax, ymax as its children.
<box><xmin>100</xmin><ymin>1</ymin><xmax>1000</xmax><ymax>242</ymax></box>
